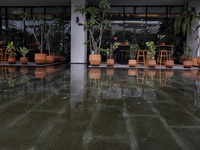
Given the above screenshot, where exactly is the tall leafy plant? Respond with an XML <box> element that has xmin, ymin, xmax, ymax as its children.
<box><xmin>146</xmin><ymin>41</ymin><xmax>156</xmax><ymax>60</ymax></box>
<box><xmin>174</xmin><ymin>5</ymin><xmax>200</xmax><ymax>57</ymax></box>
<box><xmin>74</xmin><ymin>0</ymin><xmax>110</xmax><ymax>54</ymax></box>
<box><xmin>129</xmin><ymin>44</ymin><xmax>140</xmax><ymax>59</ymax></box>
<box><xmin>12</xmin><ymin>10</ymin><xmax>53</xmax><ymax>54</ymax></box>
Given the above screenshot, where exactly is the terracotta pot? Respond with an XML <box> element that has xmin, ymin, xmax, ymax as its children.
<box><xmin>61</xmin><ymin>56</ymin><xmax>65</xmax><ymax>62</ymax></box>
<box><xmin>20</xmin><ymin>57</ymin><xmax>28</xmax><ymax>64</ymax></box>
<box><xmin>106</xmin><ymin>69</ymin><xmax>114</xmax><ymax>76</ymax></box>
<box><xmin>196</xmin><ymin>71</ymin><xmax>200</xmax><ymax>81</ymax></box>
<box><xmin>89</xmin><ymin>54</ymin><xmax>101</xmax><ymax>66</ymax></box>
<box><xmin>20</xmin><ymin>67</ymin><xmax>29</xmax><ymax>74</ymax></box>
<box><xmin>197</xmin><ymin>56</ymin><xmax>200</xmax><ymax>67</ymax></box>
<box><xmin>106</xmin><ymin>59</ymin><xmax>114</xmax><ymax>66</ymax></box>
<box><xmin>8</xmin><ymin>67</ymin><xmax>16</xmax><ymax>73</ymax></box>
<box><xmin>191</xmin><ymin>69</ymin><xmax>198</xmax><ymax>78</ymax></box>
<box><xmin>46</xmin><ymin>66</ymin><xmax>56</xmax><ymax>73</ymax></box>
<box><xmin>147</xmin><ymin>69</ymin><xmax>156</xmax><ymax>77</ymax></box>
<box><xmin>34</xmin><ymin>67</ymin><xmax>47</xmax><ymax>79</ymax></box>
<box><xmin>165</xmin><ymin>60</ymin><xmax>174</xmax><ymax>68</ymax></box>
<box><xmin>89</xmin><ymin>68</ymin><xmax>101</xmax><ymax>79</ymax></box>
<box><xmin>34</xmin><ymin>53</ymin><xmax>47</xmax><ymax>65</ymax></box>
<box><xmin>180</xmin><ymin>70</ymin><xmax>192</xmax><ymax>78</ymax></box>
<box><xmin>164</xmin><ymin>70</ymin><xmax>174</xmax><ymax>77</ymax></box>
<box><xmin>183</xmin><ymin>60</ymin><xmax>192</xmax><ymax>68</ymax></box>
<box><xmin>46</xmin><ymin>55</ymin><xmax>55</xmax><ymax>64</ymax></box>
<box><xmin>8</xmin><ymin>57</ymin><xmax>16</xmax><ymax>64</ymax></box>
<box><xmin>128</xmin><ymin>59</ymin><xmax>137</xmax><ymax>67</ymax></box>
<box><xmin>192</xmin><ymin>57</ymin><xmax>198</xmax><ymax>67</ymax></box>
<box><xmin>128</xmin><ymin>69</ymin><xmax>137</xmax><ymax>76</ymax></box>
<box><xmin>53</xmin><ymin>54</ymin><xmax>61</xmax><ymax>62</ymax></box>
<box><xmin>147</xmin><ymin>60</ymin><xmax>156</xmax><ymax>68</ymax></box>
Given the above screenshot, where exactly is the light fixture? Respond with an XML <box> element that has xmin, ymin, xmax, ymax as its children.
<box><xmin>76</xmin><ymin>17</ymin><xmax>79</xmax><ymax>23</ymax></box>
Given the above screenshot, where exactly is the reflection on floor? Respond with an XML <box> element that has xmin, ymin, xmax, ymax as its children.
<box><xmin>0</xmin><ymin>64</ymin><xmax>200</xmax><ymax>150</ymax></box>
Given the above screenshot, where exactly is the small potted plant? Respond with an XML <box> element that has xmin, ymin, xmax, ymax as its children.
<box><xmin>128</xmin><ymin>44</ymin><xmax>140</xmax><ymax>67</ymax></box>
<box><xmin>7</xmin><ymin>41</ymin><xmax>17</xmax><ymax>64</ymax></box>
<box><xmin>146</xmin><ymin>41</ymin><xmax>156</xmax><ymax>67</ymax></box>
<box><xmin>183</xmin><ymin>44</ymin><xmax>192</xmax><ymax>68</ymax></box>
<box><xmin>101</xmin><ymin>47</ymin><xmax>114</xmax><ymax>66</ymax></box>
<box><xmin>18</xmin><ymin>46</ymin><xmax>29</xmax><ymax>64</ymax></box>
<box><xmin>165</xmin><ymin>49</ymin><xmax>174</xmax><ymax>68</ymax></box>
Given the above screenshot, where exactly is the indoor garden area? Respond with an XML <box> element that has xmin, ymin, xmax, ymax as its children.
<box><xmin>0</xmin><ymin>0</ymin><xmax>200</xmax><ymax>149</ymax></box>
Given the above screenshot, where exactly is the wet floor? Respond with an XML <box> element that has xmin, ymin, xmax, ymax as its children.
<box><xmin>0</xmin><ymin>64</ymin><xmax>200</xmax><ymax>150</ymax></box>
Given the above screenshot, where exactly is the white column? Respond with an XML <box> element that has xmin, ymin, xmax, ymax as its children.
<box><xmin>71</xmin><ymin>0</ymin><xmax>87</xmax><ymax>63</ymax></box>
<box><xmin>187</xmin><ymin>0</ymin><xmax>200</xmax><ymax>57</ymax></box>
<box><xmin>70</xmin><ymin>64</ymin><xmax>87</xmax><ymax>111</ymax></box>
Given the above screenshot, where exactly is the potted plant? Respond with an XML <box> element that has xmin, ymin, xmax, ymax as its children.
<box><xmin>7</xmin><ymin>41</ymin><xmax>17</xmax><ymax>64</ymax></box>
<box><xmin>101</xmin><ymin>47</ymin><xmax>114</xmax><ymax>66</ymax></box>
<box><xmin>183</xmin><ymin>44</ymin><xmax>192</xmax><ymax>68</ymax></box>
<box><xmin>12</xmin><ymin>10</ymin><xmax>54</xmax><ymax>65</ymax></box>
<box><xmin>174</xmin><ymin>5</ymin><xmax>199</xmax><ymax>66</ymax></box>
<box><xmin>165</xmin><ymin>49</ymin><xmax>174</xmax><ymax>68</ymax></box>
<box><xmin>45</xmin><ymin>23</ymin><xmax>55</xmax><ymax>64</ymax></box>
<box><xmin>146</xmin><ymin>41</ymin><xmax>156</xmax><ymax>67</ymax></box>
<box><xmin>128</xmin><ymin>44</ymin><xmax>140</xmax><ymax>67</ymax></box>
<box><xmin>75</xmin><ymin>0</ymin><xmax>110</xmax><ymax>66</ymax></box>
<box><xmin>18</xmin><ymin>46</ymin><xmax>29</xmax><ymax>64</ymax></box>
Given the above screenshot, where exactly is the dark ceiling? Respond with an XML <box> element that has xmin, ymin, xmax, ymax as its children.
<box><xmin>0</xmin><ymin>0</ymin><xmax>190</xmax><ymax>6</ymax></box>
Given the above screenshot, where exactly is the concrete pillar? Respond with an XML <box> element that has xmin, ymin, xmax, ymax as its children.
<box><xmin>70</xmin><ymin>64</ymin><xmax>87</xmax><ymax>111</ymax></box>
<box><xmin>71</xmin><ymin>0</ymin><xmax>87</xmax><ymax>63</ymax></box>
<box><xmin>187</xmin><ymin>0</ymin><xmax>200</xmax><ymax>57</ymax></box>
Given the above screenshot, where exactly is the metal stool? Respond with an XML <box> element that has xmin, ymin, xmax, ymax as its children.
<box><xmin>158</xmin><ymin>50</ymin><xmax>168</xmax><ymax>65</ymax></box>
<box><xmin>137</xmin><ymin>50</ymin><xmax>146</xmax><ymax>66</ymax></box>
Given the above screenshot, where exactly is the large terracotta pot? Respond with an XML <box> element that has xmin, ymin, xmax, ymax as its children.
<box><xmin>89</xmin><ymin>68</ymin><xmax>101</xmax><ymax>79</ymax></box>
<box><xmin>106</xmin><ymin>59</ymin><xmax>114</xmax><ymax>66</ymax></box>
<box><xmin>128</xmin><ymin>59</ymin><xmax>137</xmax><ymax>67</ymax></box>
<box><xmin>147</xmin><ymin>60</ymin><xmax>156</xmax><ymax>68</ymax></box>
<box><xmin>165</xmin><ymin>60</ymin><xmax>174</xmax><ymax>68</ymax></box>
<box><xmin>89</xmin><ymin>54</ymin><xmax>101</xmax><ymax>66</ymax></box>
<box><xmin>8</xmin><ymin>57</ymin><xmax>16</xmax><ymax>64</ymax></box>
<box><xmin>20</xmin><ymin>57</ymin><xmax>29</xmax><ymax>64</ymax></box>
<box><xmin>35</xmin><ymin>67</ymin><xmax>47</xmax><ymax>79</ymax></box>
<box><xmin>34</xmin><ymin>53</ymin><xmax>47</xmax><ymax>65</ymax></box>
<box><xmin>183</xmin><ymin>60</ymin><xmax>192</xmax><ymax>68</ymax></box>
<box><xmin>46</xmin><ymin>55</ymin><xmax>55</xmax><ymax>64</ymax></box>
<box><xmin>192</xmin><ymin>57</ymin><xmax>198</xmax><ymax>67</ymax></box>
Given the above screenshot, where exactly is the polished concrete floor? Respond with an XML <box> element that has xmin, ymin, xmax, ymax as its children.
<box><xmin>0</xmin><ymin>64</ymin><xmax>200</xmax><ymax>150</ymax></box>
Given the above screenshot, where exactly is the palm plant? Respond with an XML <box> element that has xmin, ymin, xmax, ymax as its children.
<box><xmin>18</xmin><ymin>46</ymin><xmax>28</xmax><ymax>57</ymax></box>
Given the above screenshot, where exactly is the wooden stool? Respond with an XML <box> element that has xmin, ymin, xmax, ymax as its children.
<box><xmin>4</xmin><ymin>49</ymin><xmax>11</xmax><ymax>62</ymax></box>
<box><xmin>137</xmin><ymin>50</ymin><xmax>146</xmax><ymax>66</ymax></box>
<box><xmin>158</xmin><ymin>50</ymin><xmax>168</xmax><ymax>65</ymax></box>
<box><xmin>0</xmin><ymin>49</ymin><xmax>3</xmax><ymax>61</ymax></box>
